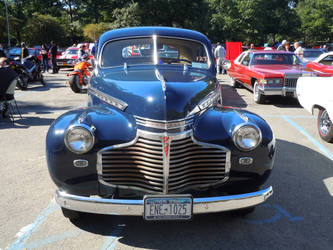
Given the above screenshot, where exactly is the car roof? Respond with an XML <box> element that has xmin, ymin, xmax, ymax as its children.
<box><xmin>98</xmin><ymin>27</ymin><xmax>211</xmax><ymax>47</ymax></box>
<box><xmin>66</xmin><ymin>47</ymin><xmax>79</xmax><ymax>50</ymax></box>
<box><xmin>247</xmin><ymin>50</ymin><xmax>294</xmax><ymax>54</ymax></box>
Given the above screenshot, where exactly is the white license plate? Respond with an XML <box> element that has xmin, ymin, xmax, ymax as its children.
<box><xmin>57</xmin><ymin>62</ymin><xmax>63</xmax><ymax>66</ymax></box>
<box><xmin>144</xmin><ymin>195</ymin><xmax>193</xmax><ymax>221</ymax></box>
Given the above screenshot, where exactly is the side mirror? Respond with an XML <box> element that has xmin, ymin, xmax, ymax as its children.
<box><xmin>223</xmin><ymin>60</ymin><xmax>231</xmax><ymax>70</ymax></box>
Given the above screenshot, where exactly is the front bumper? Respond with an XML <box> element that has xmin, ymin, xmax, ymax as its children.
<box><xmin>258</xmin><ymin>85</ymin><xmax>296</xmax><ymax>97</ymax></box>
<box><xmin>55</xmin><ymin>186</ymin><xmax>273</xmax><ymax>216</ymax></box>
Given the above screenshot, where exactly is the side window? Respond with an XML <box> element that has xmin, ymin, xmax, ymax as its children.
<box><xmin>241</xmin><ymin>54</ymin><xmax>250</xmax><ymax>66</ymax></box>
<box><xmin>320</xmin><ymin>55</ymin><xmax>333</xmax><ymax>65</ymax></box>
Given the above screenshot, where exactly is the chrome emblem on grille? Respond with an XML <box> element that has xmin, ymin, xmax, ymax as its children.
<box><xmin>163</xmin><ymin>136</ymin><xmax>169</xmax><ymax>157</ymax></box>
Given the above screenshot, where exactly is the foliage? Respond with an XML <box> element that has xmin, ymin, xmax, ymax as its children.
<box><xmin>1</xmin><ymin>0</ymin><xmax>332</xmax><ymax>48</ymax></box>
<box><xmin>23</xmin><ymin>13</ymin><xmax>66</xmax><ymax>46</ymax></box>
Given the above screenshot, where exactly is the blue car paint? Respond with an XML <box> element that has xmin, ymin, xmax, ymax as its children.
<box><xmin>46</xmin><ymin>27</ymin><xmax>275</xmax><ymax>197</ymax></box>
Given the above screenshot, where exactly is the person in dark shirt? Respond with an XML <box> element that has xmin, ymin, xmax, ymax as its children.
<box><xmin>0</xmin><ymin>57</ymin><xmax>18</xmax><ymax>118</ymax></box>
<box><xmin>49</xmin><ymin>41</ymin><xmax>58</xmax><ymax>73</ymax></box>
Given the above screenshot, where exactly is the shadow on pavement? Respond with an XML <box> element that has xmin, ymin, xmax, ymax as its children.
<box><xmin>220</xmin><ymin>84</ymin><xmax>248</xmax><ymax>108</ymax></box>
<box><xmin>70</xmin><ymin>139</ymin><xmax>333</xmax><ymax>249</ymax></box>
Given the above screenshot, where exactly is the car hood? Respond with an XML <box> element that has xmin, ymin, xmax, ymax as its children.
<box><xmin>250</xmin><ymin>65</ymin><xmax>306</xmax><ymax>76</ymax></box>
<box><xmin>90</xmin><ymin>67</ymin><xmax>217</xmax><ymax>121</ymax></box>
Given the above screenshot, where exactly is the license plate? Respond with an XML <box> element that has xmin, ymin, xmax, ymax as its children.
<box><xmin>144</xmin><ymin>195</ymin><xmax>193</xmax><ymax>221</ymax></box>
<box><xmin>57</xmin><ymin>62</ymin><xmax>63</xmax><ymax>66</ymax></box>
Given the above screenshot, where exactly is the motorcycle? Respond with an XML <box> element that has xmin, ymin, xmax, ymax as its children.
<box><xmin>11</xmin><ymin>56</ymin><xmax>45</xmax><ymax>90</ymax></box>
<box><xmin>67</xmin><ymin>59</ymin><xmax>92</xmax><ymax>93</ymax></box>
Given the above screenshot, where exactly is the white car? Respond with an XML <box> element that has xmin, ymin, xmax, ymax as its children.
<box><xmin>313</xmin><ymin>51</ymin><xmax>333</xmax><ymax>65</ymax></box>
<box><xmin>297</xmin><ymin>76</ymin><xmax>333</xmax><ymax>142</ymax></box>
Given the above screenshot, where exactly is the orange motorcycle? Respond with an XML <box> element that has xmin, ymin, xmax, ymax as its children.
<box><xmin>67</xmin><ymin>58</ymin><xmax>92</xmax><ymax>93</ymax></box>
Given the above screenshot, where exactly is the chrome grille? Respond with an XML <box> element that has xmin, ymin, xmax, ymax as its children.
<box><xmin>284</xmin><ymin>74</ymin><xmax>300</xmax><ymax>88</ymax></box>
<box><xmin>99</xmin><ymin>134</ymin><xmax>229</xmax><ymax>194</ymax></box>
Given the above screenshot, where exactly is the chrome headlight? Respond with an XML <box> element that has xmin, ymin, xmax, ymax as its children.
<box><xmin>65</xmin><ymin>126</ymin><xmax>95</xmax><ymax>154</ymax></box>
<box><xmin>222</xmin><ymin>60</ymin><xmax>231</xmax><ymax>70</ymax></box>
<box><xmin>232</xmin><ymin>124</ymin><xmax>262</xmax><ymax>151</ymax></box>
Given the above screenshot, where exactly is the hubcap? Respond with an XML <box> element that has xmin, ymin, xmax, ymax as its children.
<box><xmin>320</xmin><ymin>110</ymin><xmax>331</xmax><ymax>135</ymax></box>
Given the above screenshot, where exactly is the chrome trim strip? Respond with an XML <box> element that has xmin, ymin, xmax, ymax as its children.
<box><xmin>55</xmin><ymin>186</ymin><xmax>273</xmax><ymax>216</ymax></box>
<box><xmin>88</xmin><ymin>86</ymin><xmax>128</xmax><ymax>111</ymax></box>
<box><xmin>134</xmin><ymin>115</ymin><xmax>195</xmax><ymax>130</ymax></box>
<box><xmin>162</xmin><ymin>136</ymin><xmax>171</xmax><ymax>194</ymax></box>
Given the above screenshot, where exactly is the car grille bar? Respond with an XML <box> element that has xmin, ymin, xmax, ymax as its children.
<box><xmin>98</xmin><ymin>132</ymin><xmax>230</xmax><ymax>194</ymax></box>
<box><xmin>284</xmin><ymin>74</ymin><xmax>300</xmax><ymax>88</ymax></box>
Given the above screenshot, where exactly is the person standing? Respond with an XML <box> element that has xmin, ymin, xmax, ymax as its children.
<box><xmin>214</xmin><ymin>42</ymin><xmax>226</xmax><ymax>74</ymax></box>
<box><xmin>294</xmin><ymin>42</ymin><xmax>304</xmax><ymax>60</ymax></box>
<box><xmin>40</xmin><ymin>44</ymin><xmax>49</xmax><ymax>73</ymax></box>
<box><xmin>277</xmin><ymin>40</ymin><xmax>287</xmax><ymax>51</ymax></box>
<box><xmin>0</xmin><ymin>57</ymin><xmax>18</xmax><ymax>118</ymax></box>
<box><xmin>49</xmin><ymin>41</ymin><xmax>58</xmax><ymax>73</ymax></box>
<box><xmin>20</xmin><ymin>42</ymin><xmax>29</xmax><ymax>60</ymax></box>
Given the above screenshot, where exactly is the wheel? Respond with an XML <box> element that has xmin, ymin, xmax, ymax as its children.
<box><xmin>229</xmin><ymin>206</ymin><xmax>256</xmax><ymax>216</ymax></box>
<box><xmin>17</xmin><ymin>73</ymin><xmax>29</xmax><ymax>90</ymax></box>
<box><xmin>40</xmin><ymin>75</ymin><xmax>46</xmax><ymax>86</ymax></box>
<box><xmin>69</xmin><ymin>75</ymin><xmax>84</xmax><ymax>93</ymax></box>
<box><xmin>253</xmin><ymin>81</ymin><xmax>266</xmax><ymax>104</ymax></box>
<box><xmin>61</xmin><ymin>207</ymin><xmax>81</xmax><ymax>220</ymax></box>
<box><xmin>317</xmin><ymin>109</ymin><xmax>333</xmax><ymax>142</ymax></box>
<box><xmin>231</xmin><ymin>77</ymin><xmax>240</xmax><ymax>88</ymax></box>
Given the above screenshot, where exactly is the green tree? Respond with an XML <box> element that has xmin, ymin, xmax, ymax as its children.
<box><xmin>23</xmin><ymin>13</ymin><xmax>66</xmax><ymax>46</ymax></box>
<box><xmin>297</xmin><ymin>0</ymin><xmax>333</xmax><ymax>43</ymax></box>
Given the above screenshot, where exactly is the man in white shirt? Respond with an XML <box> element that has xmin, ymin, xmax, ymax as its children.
<box><xmin>294</xmin><ymin>42</ymin><xmax>304</xmax><ymax>60</ymax></box>
<box><xmin>214</xmin><ymin>42</ymin><xmax>226</xmax><ymax>74</ymax></box>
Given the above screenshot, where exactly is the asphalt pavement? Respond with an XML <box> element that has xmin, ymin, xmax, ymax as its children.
<box><xmin>0</xmin><ymin>71</ymin><xmax>332</xmax><ymax>250</ymax></box>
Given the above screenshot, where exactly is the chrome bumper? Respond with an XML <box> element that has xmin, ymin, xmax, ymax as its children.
<box><xmin>259</xmin><ymin>85</ymin><xmax>296</xmax><ymax>97</ymax></box>
<box><xmin>55</xmin><ymin>186</ymin><xmax>273</xmax><ymax>216</ymax></box>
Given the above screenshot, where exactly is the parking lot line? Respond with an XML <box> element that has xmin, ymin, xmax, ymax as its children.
<box><xmin>282</xmin><ymin>115</ymin><xmax>333</xmax><ymax>161</ymax></box>
<box><xmin>8</xmin><ymin>199</ymin><xmax>58</xmax><ymax>250</ymax></box>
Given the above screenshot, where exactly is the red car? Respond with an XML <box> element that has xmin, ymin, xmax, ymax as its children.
<box><xmin>224</xmin><ymin>50</ymin><xmax>312</xmax><ymax>104</ymax></box>
<box><xmin>56</xmin><ymin>47</ymin><xmax>79</xmax><ymax>67</ymax></box>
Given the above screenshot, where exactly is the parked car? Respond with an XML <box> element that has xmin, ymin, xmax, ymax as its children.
<box><xmin>302</xmin><ymin>49</ymin><xmax>325</xmax><ymax>62</ymax></box>
<box><xmin>297</xmin><ymin>76</ymin><xmax>333</xmax><ymax>142</ymax></box>
<box><xmin>224</xmin><ymin>50</ymin><xmax>314</xmax><ymax>104</ymax></box>
<box><xmin>56</xmin><ymin>47</ymin><xmax>79</xmax><ymax>67</ymax></box>
<box><xmin>305</xmin><ymin>52</ymin><xmax>333</xmax><ymax>75</ymax></box>
<box><xmin>28</xmin><ymin>48</ymin><xmax>42</xmax><ymax>60</ymax></box>
<box><xmin>46</xmin><ymin>27</ymin><xmax>275</xmax><ymax>221</ymax></box>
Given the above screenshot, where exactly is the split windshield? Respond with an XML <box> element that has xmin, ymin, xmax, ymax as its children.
<box><xmin>101</xmin><ymin>37</ymin><xmax>209</xmax><ymax>69</ymax></box>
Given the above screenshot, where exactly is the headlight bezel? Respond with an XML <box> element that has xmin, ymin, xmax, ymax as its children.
<box><xmin>64</xmin><ymin>124</ymin><xmax>95</xmax><ymax>154</ymax></box>
<box><xmin>259</xmin><ymin>78</ymin><xmax>282</xmax><ymax>85</ymax></box>
<box><xmin>232</xmin><ymin>123</ymin><xmax>262</xmax><ymax>151</ymax></box>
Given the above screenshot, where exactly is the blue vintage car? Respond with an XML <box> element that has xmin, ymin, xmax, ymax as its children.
<box><xmin>46</xmin><ymin>27</ymin><xmax>275</xmax><ymax>220</ymax></box>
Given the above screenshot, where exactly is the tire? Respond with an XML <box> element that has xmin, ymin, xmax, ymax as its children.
<box><xmin>40</xmin><ymin>75</ymin><xmax>46</xmax><ymax>86</ymax></box>
<box><xmin>231</xmin><ymin>77</ymin><xmax>240</xmax><ymax>88</ymax></box>
<box><xmin>17</xmin><ymin>73</ymin><xmax>29</xmax><ymax>90</ymax></box>
<box><xmin>69</xmin><ymin>75</ymin><xmax>83</xmax><ymax>93</ymax></box>
<box><xmin>317</xmin><ymin>109</ymin><xmax>333</xmax><ymax>142</ymax></box>
<box><xmin>253</xmin><ymin>81</ymin><xmax>266</xmax><ymax>104</ymax></box>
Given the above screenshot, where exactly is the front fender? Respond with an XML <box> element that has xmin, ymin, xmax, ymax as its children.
<box><xmin>193</xmin><ymin>107</ymin><xmax>275</xmax><ymax>189</ymax></box>
<box><xmin>46</xmin><ymin>106</ymin><xmax>137</xmax><ymax>195</ymax></box>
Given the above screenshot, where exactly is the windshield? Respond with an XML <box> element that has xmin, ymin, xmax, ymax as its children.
<box><xmin>251</xmin><ymin>53</ymin><xmax>302</xmax><ymax>65</ymax></box>
<box><xmin>304</xmin><ymin>50</ymin><xmax>323</xmax><ymax>58</ymax></box>
<box><xmin>66</xmin><ymin>49</ymin><xmax>78</xmax><ymax>55</ymax></box>
<box><xmin>101</xmin><ymin>36</ymin><xmax>209</xmax><ymax>69</ymax></box>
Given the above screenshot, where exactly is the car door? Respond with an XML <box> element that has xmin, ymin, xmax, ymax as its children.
<box><xmin>237</xmin><ymin>53</ymin><xmax>252</xmax><ymax>87</ymax></box>
<box><xmin>230</xmin><ymin>52</ymin><xmax>246</xmax><ymax>82</ymax></box>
